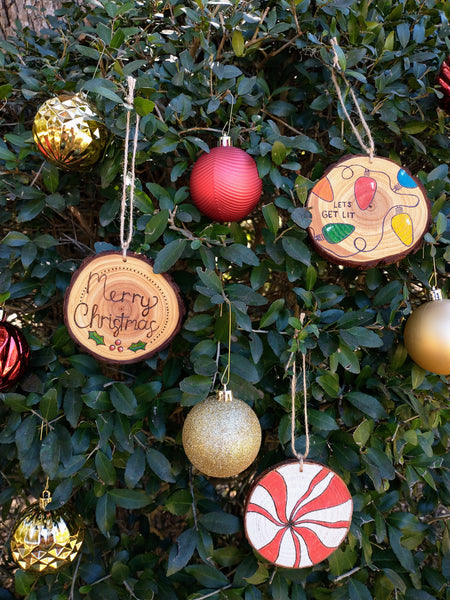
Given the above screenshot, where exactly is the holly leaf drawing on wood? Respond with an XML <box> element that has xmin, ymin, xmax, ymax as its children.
<box><xmin>88</xmin><ymin>330</ymin><xmax>105</xmax><ymax>346</ymax></box>
<box><xmin>129</xmin><ymin>340</ymin><xmax>146</xmax><ymax>352</ymax></box>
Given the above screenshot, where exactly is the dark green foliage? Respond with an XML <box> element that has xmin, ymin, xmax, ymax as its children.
<box><xmin>0</xmin><ymin>1</ymin><xmax>449</xmax><ymax>599</ymax></box>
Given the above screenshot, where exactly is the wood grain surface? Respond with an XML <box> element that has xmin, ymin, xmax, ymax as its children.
<box><xmin>64</xmin><ymin>251</ymin><xmax>184</xmax><ymax>364</ymax></box>
<box><xmin>306</xmin><ymin>155</ymin><xmax>431</xmax><ymax>268</ymax></box>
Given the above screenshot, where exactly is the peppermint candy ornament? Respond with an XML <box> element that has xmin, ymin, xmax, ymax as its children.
<box><xmin>244</xmin><ymin>460</ymin><xmax>353</xmax><ymax>568</ymax></box>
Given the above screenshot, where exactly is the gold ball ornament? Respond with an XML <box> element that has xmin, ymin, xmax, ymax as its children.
<box><xmin>182</xmin><ymin>387</ymin><xmax>262</xmax><ymax>478</ymax></box>
<box><xmin>33</xmin><ymin>93</ymin><xmax>108</xmax><ymax>170</ymax></box>
<box><xmin>10</xmin><ymin>490</ymin><xmax>85</xmax><ymax>574</ymax></box>
<box><xmin>403</xmin><ymin>288</ymin><xmax>450</xmax><ymax>375</ymax></box>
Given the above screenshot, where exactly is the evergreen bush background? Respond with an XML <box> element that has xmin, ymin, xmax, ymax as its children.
<box><xmin>0</xmin><ymin>1</ymin><xmax>449</xmax><ymax>598</ymax></box>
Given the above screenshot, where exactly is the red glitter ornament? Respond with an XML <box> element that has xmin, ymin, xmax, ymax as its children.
<box><xmin>436</xmin><ymin>55</ymin><xmax>450</xmax><ymax>112</ymax></box>
<box><xmin>190</xmin><ymin>136</ymin><xmax>263</xmax><ymax>222</ymax></box>
<box><xmin>0</xmin><ymin>313</ymin><xmax>30</xmax><ymax>392</ymax></box>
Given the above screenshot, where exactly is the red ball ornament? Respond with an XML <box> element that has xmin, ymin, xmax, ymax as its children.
<box><xmin>0</xmin><ymin>313</ymin><xmax>30</xmax><ymax>392</ymax></box>
<box><xmin>190</xmin><ymin>136</ymin><xmax>263</xmax><ymax>222</ymax></box>
<box><xmin>436</xmin><ymin>55</ymin><xmax>450</xmax><ymax>113</ymax></box>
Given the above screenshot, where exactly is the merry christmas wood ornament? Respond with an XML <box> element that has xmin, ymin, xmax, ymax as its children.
<box><xmin>306</xmin><ymin>155</ymin><xmax>431</xmax><ymax>268</ymax></box>
<box><xmin>244</xmin><ymin>460</ymin><xmax>353</xmax><ymax>569</ymax></box>
<box><xmin>64</xmin><ymin>251</ymin><xmax>184</xmax><ymax>364</ymax></box>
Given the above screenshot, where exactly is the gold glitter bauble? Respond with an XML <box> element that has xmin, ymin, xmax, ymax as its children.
<box><xmin>403</xmin><ymin>291</ymin><xmax>450</xmax><ymax>375</ymax></box>
<box><xmin>182</xmin><ymin>388</ymin><xmax>261</xmax><ymax>478</ymax></box>
<box><xmin>10</xmin><ymin>490</ymin><xmax>85</xmax><ymax>574</ymax></box>
<box><xmin>33</xmin><ymin>93</ymin><xmax>108</xmax><ymax>170</ymax></box>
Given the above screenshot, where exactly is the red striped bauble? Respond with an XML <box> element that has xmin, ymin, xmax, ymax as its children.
<box><xmin>436</xmin><ymin>55</ymin><xmax>450</xmax><ymax>113</ymax></box>
<box><xmin>190</xmin><ymin>137</ymin><xmax>262</xmax><ymax>222</ymax></box>
<box><xmin>244</xmin><ymin>460</ymin><xmax>353</xmax><ymax>569</ymax></box>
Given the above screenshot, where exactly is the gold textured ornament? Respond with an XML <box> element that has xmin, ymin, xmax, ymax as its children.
<box><xmin>182</xmin><ymin>386</ymin><xmax>262</xmax><ymax>478</ymax></box>
<box><xmin>403</xmin><ymin>288</ymin><xmax>450</xmax><ymax>375</ymax></box>
<box><xmin>10</xmin><ymin>489</ymin><xmax>85</xmax><ymax>574</ymax></box>
<box><xmin>33</xmin><ymin>93</ymin><xmax>108</xmax><ymax>170</ymax></box>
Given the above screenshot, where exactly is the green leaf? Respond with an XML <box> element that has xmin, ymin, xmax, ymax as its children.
<box><xmin>40</xmin><ymin>388</ymin><xmax>58</xmax><ymax>421</ymax></box>
<box><xmin>125</xmin><ymin>447</ymin><xmax>146</xmax><ymax>488</ymax></box>
<box><xmin>281</xmin><ymin>236</ymin><xmax>311</xmax><ymax>265</ymax></box>
<box><xmin>165</xmin><ymin>489</ymin><xmax>193</xmax><ymax>515</ymax></box>
<box><xmin>271</xmin><ymin>140</ymin><xmax>287</xmax><ymax>165</ymax></box>
<box><xmin>259</xmin><ymin>298</ymin><xmax>285</xmax><ymax>328</ymax></box>
<box><xmin>185</xmin><ymin>563</ymin><xmax>229</xmax><ymax>587</ymax></box>
<box><xmin>231</xmin><ymin>30</ymin><xmax>245</xmax><ymax>56</ymax></box>
<box><xmin>316</xmin><ymin>371</ymin><xmax>340</xmax><ymax>397</ymax></box>
<box><xmin>200</xmin><ymin>511</ymin><xmax>241</xmax><ymax>534</ymax></box>
<box><xmin>40</xmin><ymin>431</ymin><xmax>60</xmax><ymax>479</ymax></box>
<box><xmin>1</xmin><ymin>231</ymin><xmax>30</xmax><ymax>246</ymax></box>
<box><xmin>107</xmin><ymin>489</ymin><xmax>151</xmax><ymax>509</ymax></box>
<box><xmin>262</xmin><ymin>203</ymin><xmax>280</xmax><ymax>236</ymax></box>
<box><xmin>42</xmin><ymin>163</ymin><xmax>59</xmax><ymax>193</ymax></box>
<box><xmin>167</xmin><ymin>528</ymin><xmax>197</xmax><ymax>576</ymax></box>
<box><xmin>153</xmin><ymin>239</ymin><xmax>187</xmax><ymax>273</ymax></box>
<box><xmin>328</xmin><ymin>546</ymin><xmax>357</xmax><ymax>576</ymax></box>
<box><xmin>95</xmin><ymin>450</ymin><xmax>117</xmax><ymax>486</ymax></box>
<box><xmin>110</xmin><ymin>383</ymin><xmax>138</xmax><ymax>416</ymax></box>
<box><xmin>110</xmin><ymin>28</ymin><xmax>125</xmax><ymax>49</ymax></box>
<box><xmin>146</xmin><ymin>447</ymin><xmax>176</xmax><ymax>482</ymax></box>
<box><xmin>96</xmin><ymin>492</ymin><xmax>116</xmax><ymax>535</ymax></box>
<box><xmin>353</xmin><ymin>419</ymin><xmax>374</xmax><ymax>447</ymax></box>
<box><xmin>346</xmin><ymin>391</ymin><xmax>388</xmax><ymax>419</ymax></box>
<box><xmin>220</xmin><ymin>244</ymin><xmax>259</xmax><ymax>267</ymax></box>
<box><xmin>145</xmin><ymin>209</ymin><xmax>169</xmax><ymax>241</ymax></box>
<box><xmin>349</xmin><ymin>579</ymin><xmax>373</xmax><ymax>600</ymax></box>
<box><xmin>308</xmin><ymin>408</ymin><xmax>339</xmax><ymax>431</ymax></box>
<box><xmin>388</xmin><ymin>526</ymin><xmax>416</xmax><ymax>573</ymax></box>
<box><xmin>15</xmin><ymin>570</ymin><xmax>35</xmax><ymax>595</ymax></box>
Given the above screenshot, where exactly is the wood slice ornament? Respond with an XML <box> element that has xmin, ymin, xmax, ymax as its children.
<box><xmin>64</xmin><ymin>251</ymin><xmax>184</xmax><ymax>364</ymax></box>
<box><xmin>244</xmin><ymin>460</ymin><xmax>353</xmax><ymax>569</ymax></box>
<box><xmin>306</xmin><ymin>155</ymin><xmax>431</xmax><ymax>268</ymax></box>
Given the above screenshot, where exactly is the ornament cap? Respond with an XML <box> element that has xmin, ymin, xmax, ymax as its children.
<box><xmin>219</xmin><ymin>135</ymin><xmax>232</xmax><ymax>147</ymax></box>
<box><xmin>39</xmin><ymin>489</ymin><xmax>52</xmax><ymax>510</ymax></box>
<box><xmin>218</xmin><ymin>386</ymin><xmax>234</xmax><ymax>402</ymax></box>
<box><xmin>430</xmin><ymin>287</ymin><xmax>443</xmax><ymax>301</ymax></box>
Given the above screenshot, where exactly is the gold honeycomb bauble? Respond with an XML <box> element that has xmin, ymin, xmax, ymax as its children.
<box><xmin>32</xmin><ymin>93</ymin><xmax>108</xmax><ymax>170</ymax></box>
<box><xmin>10</xmin><ymin>490</ymin><xmax>85</xmax><ymax>574</ymax></box>
<box><xmin>403</xmin><ymin>288</ymin><xmax>450</xmax><ymax>375</ymax></box>
<box><xmin>182</xmin><ymin>387</ymin><xmax>261</xmax><ymax>478</ymax></box>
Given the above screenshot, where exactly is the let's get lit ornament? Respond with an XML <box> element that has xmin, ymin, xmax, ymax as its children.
<box><xmin>306</xmin><ymin>155</ymin><xmax>431</xmax><ymax>268</ymax></box>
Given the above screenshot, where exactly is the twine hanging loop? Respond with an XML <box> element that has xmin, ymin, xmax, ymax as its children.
<box><xmin>330</xmin><ymin>38</ymin><xmax>375</xmax><ymax>161</ymax></box>
<box><xmin>120</xmin><ymin>76</ymin><xmax>140</xmax><ymax>259</ymax></box>
<box><xmin>287</xmin><ymin>314</ymin><xmax>310</xmax><ymax>471</ymax></box>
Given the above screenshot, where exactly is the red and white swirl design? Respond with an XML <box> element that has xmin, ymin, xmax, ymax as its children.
<box><xmin>244</xmin><ymin>461</ymin><xmax>353</xmax><ymax>568</ymax></box>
